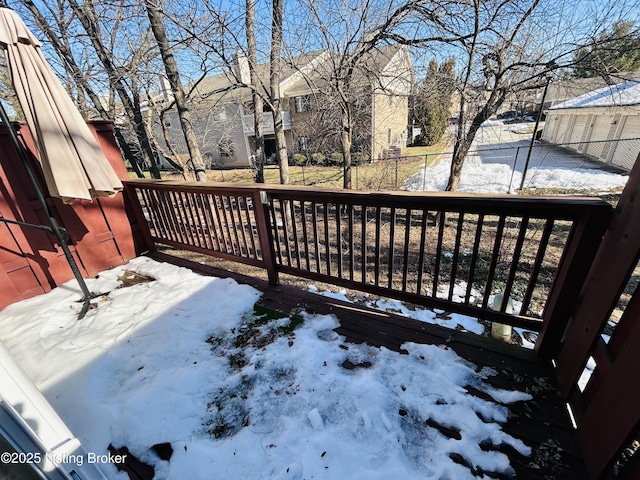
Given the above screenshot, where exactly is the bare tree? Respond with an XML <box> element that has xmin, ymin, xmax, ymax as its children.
<box><xmin>63</xmin><ymin>0</ymin><xmax>163</xmax><ymax>178</ymax></box>
<box><xmin>270</xmin><ymin>0</ymin><xmax>289</xmax><ymax>184</ymax></box>
<box><xmin>292</xmin><ymin>0</ymin><xmax>461</xmax><ymax>189</ymax></box>
<box><xmin>441</xmin><ymin>0</ymin><xmax>639</xmax><ymax>191</ymax></box>
<box><xmin>144</xmin><ymin>0</ymin><xmax>207</xmax><ymax>180</ymax></box>
<box><xmin>245</xmin><ymin>0</ymin><xmax>266</xmax><ymax>183</ymax></box>
<box><xmin>17</xmin><ymin>0</ymin><xmax>147</xmax><ymax>178</ymax></box>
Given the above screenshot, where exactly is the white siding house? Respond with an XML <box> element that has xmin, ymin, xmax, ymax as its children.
<box><xmin>154</xmin><ymin>45</ymin><xmax>414</xmax><ymax>168</ymax></box>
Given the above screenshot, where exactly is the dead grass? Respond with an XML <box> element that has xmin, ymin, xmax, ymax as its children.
<box><xmin>128</xmin><ymin>142</ymin><xmax>447</xmax><ymax>191</ymax></box>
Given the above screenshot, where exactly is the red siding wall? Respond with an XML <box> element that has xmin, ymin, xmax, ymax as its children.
<box><xmin>0</xmin><ymin>121</ymin><xmax>136</xmax><ymax>311</ymax></box>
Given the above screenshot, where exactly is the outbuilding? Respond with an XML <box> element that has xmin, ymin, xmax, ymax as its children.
<box><xmin>541</xmin><ymin>80</ymin><xmax>640</xmax><ymax>171</ymax></box>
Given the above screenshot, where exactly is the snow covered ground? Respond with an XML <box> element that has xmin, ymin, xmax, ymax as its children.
<box><xmin>0</xmin><ymin>257</ymin><xmax>535</xmax><ymax>479</ymax></box>
<box><xmin>403</xmin><ymin>122</ymin><xmax>629</xmax><ymax>194</ymax></box>
<box><xmin>308</xmin><ymin>283</ymin><xmax>538</xmax><ymax>350</ymax></box>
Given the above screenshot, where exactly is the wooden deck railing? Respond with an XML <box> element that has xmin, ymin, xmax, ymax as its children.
<box><xmin>123</xmin><ymin>179</ymin><xmax>612</xmax><ymax>337</ymax></box>
<box><xmin>124</xmin><ymin>177</ymin><xmax>640</xmax><ymax>479</ymax></box>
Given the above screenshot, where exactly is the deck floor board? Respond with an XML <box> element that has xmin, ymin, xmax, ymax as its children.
<box><xmin>150</xmin><ymin>252</ymin><xmax>587</xmax><ymax>479</ymax></box>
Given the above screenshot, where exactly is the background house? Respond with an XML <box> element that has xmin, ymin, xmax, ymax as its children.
<box><xmin>153</xmin><ymin>45</ymin><xmax>414</xmax><ymax>168</ymax></box>
<box><xmin>541</xmin><ymin>80</ymin><xmax>640</xmax><ymax>171</ymax></box>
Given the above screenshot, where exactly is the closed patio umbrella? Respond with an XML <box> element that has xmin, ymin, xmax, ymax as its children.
<box><xmin>0</xmin><ymin>7</ymin><xmax>123</xmax><ymax>204</ymax></box>
<box><xmin>0</xmin><ymin>7</ymin><xmax>122</xmax><ymax>317</ymax></box>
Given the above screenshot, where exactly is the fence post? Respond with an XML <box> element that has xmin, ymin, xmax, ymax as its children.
<box><xmin>509</xmin><ymin>147</ymin><xmax>520</xmax><ymax>193</ymax></box>
<box><xmin>356</xmin><ymin>163</ymin><xmax>359</xmax><ymax>190</ymax></box>
<box><xmin>395</xmin><ymin>159</ymin><xmax>398</xmax><ymax>188</ymax></box>
<box><xmin>253</xmin><ymin>190</ymin><xmax>279</xmax><ymax>285</ymax></box>
<box><xmin>519</xmin><ymin>143</ymin><xmax>531</xmax><ymax>191</ymax></box>
<box><xmin>422</xmin><ymin>154</ymin><xmax>428</xmax><ymax>191</ymax></box>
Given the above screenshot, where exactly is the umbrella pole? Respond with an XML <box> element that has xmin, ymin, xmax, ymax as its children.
<box><xmin>0</xmin><ymin>101</ymin><xmax>96</xmax><ymax>318</ymax></box>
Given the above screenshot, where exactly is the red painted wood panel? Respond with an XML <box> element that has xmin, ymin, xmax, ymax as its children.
<box><xmin>578</xmin><ymin>310</ymin><xmax>640</xmax><ymax>477</ymax></box>
<box><xmin>0</xmin><ymin>121</ymin><xmax>135</xmax><ymax>311</ymax></box>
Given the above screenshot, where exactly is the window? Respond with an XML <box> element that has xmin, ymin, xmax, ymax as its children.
<box><xmin>294</xmin><ymin>95</ymin><xmax>311</xmax><ymax>113</ymax></box>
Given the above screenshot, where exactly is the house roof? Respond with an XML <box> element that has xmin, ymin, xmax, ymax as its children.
<box><xmin>183</xmin><ymin>44</ymin><xmax>412</xmax><ymax>105</ymax></box>
<box><xmin>282</xmin><ymin>43</ymin><xmax>412</xmax><ymax>96</ymax></box>
<box><xmin>550</xmin><ymin>80</ymin><xmax>640</xmax><ymax>110</ymax></box>
<box><xmin>184</xmin><ymin>50</ymin><xmax>329</xmax><ymax>105</ymax></box>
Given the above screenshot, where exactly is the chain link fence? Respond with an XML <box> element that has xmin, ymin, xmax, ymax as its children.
<box><xmin>204</xmin><ymin>137</ymin><xmax>639</xmax><ymax>195</ymax></box>
<box><xmin>400</xmin><ymin>137</ymin><xmax>639</xmax><ymax>195</ymax></box>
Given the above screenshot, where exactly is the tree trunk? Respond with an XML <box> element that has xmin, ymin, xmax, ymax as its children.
<box><xmin>270</xmin><ymin>0</ymin><xmax>289</xmax><ymax>184</ymax></box>
<box><xmin>145</xmin><ymin>0</ymin><xmax>206</xmax><ymax>181</ymax></box>
<box><xmin>67</xmin><ymin>0</ymin><xmax>161</xmax><ymax>178</ymax></box>
<box><xmin>21</xmin><ymin>0</ymin><xmax>145</xmax><ymax>178</ymax></box>
<box><xmin>341</xmin><ymin>106</ymin><xmax>353</xmax><ymax>189</ymax></box>
<box><xmin>246</xmin><ymin>0</ymin><xmax>265</xmax><ymax>183</ymax></box>
<box><xmin>446</xmin><ymin>99</ymin><xmax>501</xmax><ymax>191</ymax></box>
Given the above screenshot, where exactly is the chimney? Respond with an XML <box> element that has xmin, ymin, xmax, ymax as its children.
<box><xmin>159</xmin><ymin>75</ymin><xmax>173</xmax><ymax>102</ymax></box>
<box><xmin>233</xmin><ymin>48</ymin><xmax>251</xmax><ymax>85</ymax></box>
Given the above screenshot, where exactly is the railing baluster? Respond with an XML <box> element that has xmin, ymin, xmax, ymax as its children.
<box><xmin>300</xmin><ymin>200</ymin><xmax>311</xmax><ymax>271</ymax></box>
<box><xmin>501</xmin><ymin>217</ymin><xmax>530</xmax><ymax>312</ymax></box>
<box><xmin>219</xmin><ymin>195</ymin><xmax>233</xmax><ymax>254</ymax></box>
<box><xmin>193</xmin><ymin>193</ymin><xmax>211</xmax><ymax>250</ymax></box>
<box><xmin>323</xmin><ymin>202</ymin><xmax>331</xmax><ymax>276</ymax></box>
<box><xmin>361</xmin><ymin>205</ymin><xmax>367</xmax><ymax>284</ymax></box>
<box><xmin>520</xmin><ymin>218</ymin><xmax>554</xmax><ymax>316</ymax></box>
<box><xmin>166</xmin><ymin>191</ymin><xmax>183</xmax><ymax>243</ymax></box>
<box><xmin>465</xmin><ymin>213</ymin><xmax>485</xmax><ymax>305</ymax></box>
<box><xmin>278</xmin><ymin>199</ymin><xmax>291</xmax><ymax>266</ymax></box>
<box><xmin>268</xmin><ymin>198</ymin><xmax>283</xmax><ymax>265</ymax></box>
<box><xmin>174</xmin><ymin>191</ymin><xmax>192</xmax><ymax>244</ymax></box>
<box><xmin>433</xmin><ymin>211</ymin><xmax>447</xmax><ymax>298</ymax></box>
<box><xmin>312</xmin><ymin>202</ymin><xmax>320</xmax><ymax>273</ymax></box>
<box><xmin>483</xmin><ymin>215</ymin><xmax>507</xmax><ymax>309</ymax></box>
<box><xmin>228</xmin><ymin>196</ymin><xmax>244</xmax><ymax>256</ymax></box>
<box><xmin>402</xmin><ymin>209</ymin><xmax>411</xmax><ymax>292</ymax></box>
<box><xmin>194</xmin><ymin>193</ymin><xmax>210</xmax><ymax>249</ymax></box>
<box><xmin>416</xmin><ymin>208</ymin><xmax>428</xmax><ymax>295</ymax></box>
<box><xmin>374</xmin><ymin>206</ymin><xmax>381</xmax><ymax>287</ymax></box>
<box><xmin>289</xmin><ymin>200</ymin><xmax>301</xmax><ymax>269</ymax></box>
<box><xmin>184</xmin><ymin>192</ymin><xmax>202</xmax><ymax>248</ymax></box>
<box><xmin>235</xmin><ymin>197</ymin><xmax>252</xmax><ymax>257</ymax></box>
<box><xmin>348</xmin><ymin>204</ymin><xmax>355</xmax><ymax>281</ymax></box>
<box><xmin>140</xmin><ymin>188</ymin><xmax>162</xmax><ymax>237</ymax></box>
<box><xmin>337</xmin><ymin>203</ymin><xmax>343</xmax><ymax>278</ymax></box>
<box><xmin>160</xmin><ymin>190</ymin><xmax>180</xmax><ymax>243</ymax></box>
<box><xmin>204</xmin><ymin>193</ymin><xmax>222</xmax><ymax>252</ymax></box>
<box><xmin>448</xmin><ymin>213</ymin><xmax>465</xmax><ymax>301</ymax></box>
<box><xmin>388</xmin><ymin>207</ymin><xmax>396</xmax><ymax>289</ymax></box>
<box><xmin>212</xmin><ymin>195</ymin><xmax>230</xmax><ymax>253</ymax></box>
<box><xmin>242</xmin><ymin>196</ymin><xmax>258</xmax><ymax>258</ymax></box>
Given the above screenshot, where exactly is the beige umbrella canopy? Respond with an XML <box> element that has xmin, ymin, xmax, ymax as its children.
<box><xmin>0</xmin><ymin>8</ymin><xmax>123</xmax><ymax>204</ymax></box>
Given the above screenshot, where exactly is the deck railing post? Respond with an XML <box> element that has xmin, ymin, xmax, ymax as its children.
<box><xmin>535</xmin><ymin>208</ymin><xmax>612</xmax><ymax>360</ymax></box>
<box><xmin>254</xmin><ymin>190</ymin><xmax>279</xmax><ymax>285</ymax></box>
<box><xmin>122</xmin><ymin>182</ymin><xmax>158</xmax><ymax>255</ymax></box>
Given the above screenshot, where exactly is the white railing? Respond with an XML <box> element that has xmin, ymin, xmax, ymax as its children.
<box><xmin>242</xmin><ymin>111</ymin><xmax>292</xmax><ymax>134</ymax></box>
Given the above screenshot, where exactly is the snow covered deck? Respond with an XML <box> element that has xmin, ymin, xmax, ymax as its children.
<box><xmin>155</xmin><ymin>251</ymin><xmax>588</xmax><ymax>480</ymax></box>
<box><xmin>120</xmin><ymin>177</ymin><xmax>640</xmax><ymax>479</ymax></box>
<box><xmin>0</xmin><ymin>252</ymin><xmax>588</xmax><ymax>479</ymax></box>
